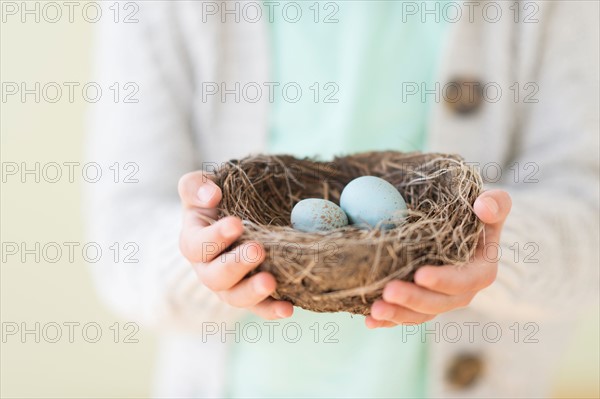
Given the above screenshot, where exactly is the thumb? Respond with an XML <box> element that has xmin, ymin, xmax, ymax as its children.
<box><xmin>178</xmin><ymin>170</ymin><xmax>222</xmax><ymax>209</ymax></box>
<box><xmin>474</xmin><ymin>189</ymin><xmax>512</xmax><ymax>243</ymax></box>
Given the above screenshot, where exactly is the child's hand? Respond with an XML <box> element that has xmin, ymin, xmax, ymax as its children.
<box><xmin>366</xmin><ymin>190</ymin><xmax>512</xmax><ymax>328</ymax></box>
<box><xmin>178</xmin><ymin>171</ymin><xmax>294</xmax><ymax>319</ymax></box>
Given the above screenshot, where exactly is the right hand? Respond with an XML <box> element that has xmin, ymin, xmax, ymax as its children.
<box><xmin>177</xmin><ymin>171</ymin><xmax>294</xmax><ymax>319</ymax></box>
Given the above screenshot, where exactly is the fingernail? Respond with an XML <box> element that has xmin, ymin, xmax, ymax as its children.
<box><xmin>373</xmin><ymin>303</ymin><xmax>393</xmax><ymax>320</ymax></box>
<box><xmin>368</xmin><ymin>322</ymin><xmax>381</xmax><ymax>329</ymax></box>
<box><xmin>482</xmin><ymin>197</ymin><xmax>499</xmax><ymax>215</ymax></box>
<box><xmin>197</xmin><ymin>184</ymin><xmax>217</xmax><ymax>205</ymax></box>
<box><xmin>380</xmin><ymin>306</ymin><xmax>394</xmax><ymax>320</ymax></box>
<box><xmin>275</xmin><ymin>307</ymin><xmax>287</xmax><ymax>318</ymax></box>
<box><xmin>221</xmin><ymin>220</ymin><xmax>241</xmax><ymax>240</ymax></box>
<box><xmin>255</xmin><ymin>278</ymin><xmax>272</xmax><ymax>296</ymax></box>
<box><xmin>414</xmin><ymin>268</ymin><xmax>434</xmax><ymax>286</ymax></box>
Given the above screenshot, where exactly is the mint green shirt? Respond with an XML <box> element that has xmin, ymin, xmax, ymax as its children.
<box><xmin>227</xmin><ymin>2</ymin><xmax>447</xmax><ymax>397</ymax></box>
<box><xmin>267</xmin><ymin>1</ymin><xmax>447</xmax><ymax>160</ymax></box>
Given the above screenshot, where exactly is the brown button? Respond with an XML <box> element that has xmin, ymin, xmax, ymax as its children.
<box><xmin>445</xmin><ymin>353</ymin><xmax>484</xmax><ymax>388</ymax></box>
<box><xmin>444</xmin><ymin>78</ymin><xmax>484</xmax><ymax>115</ymax></box>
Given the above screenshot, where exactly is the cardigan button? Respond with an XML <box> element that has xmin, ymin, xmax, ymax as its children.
<box><xmin>444</xmin><ymin>78</ymin><xmax>484</xmax><ymax>115</ymax></box>
<box><xmin>445</xmin><ymin>353</ymin><xmax>484</xmax><ymax>388</ymax></box>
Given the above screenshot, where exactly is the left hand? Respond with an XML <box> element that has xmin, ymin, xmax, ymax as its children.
<box><xmin>366</xmin><ymin>189</ymin><xmax>512</xmax><ymax>329</ymax></box>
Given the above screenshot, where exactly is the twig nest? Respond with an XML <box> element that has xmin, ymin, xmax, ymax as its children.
<box><xmin>214</xmin><ymin>151</ymin><xmax>484</xmax><ymax>315</ymax></box>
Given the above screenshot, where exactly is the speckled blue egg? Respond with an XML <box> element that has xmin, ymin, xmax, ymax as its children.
<box><xmin>291</xmin><ymin>199</ymin><xmax>349</xmax><ymax>232</ymax></box>
<box><xmin>340</xmin><ymin>176</ymin><xmax>407</xmax><ymax>229</ymax></box>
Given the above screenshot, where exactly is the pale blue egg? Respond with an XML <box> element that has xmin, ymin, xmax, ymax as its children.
<box><xmin>340</xmin><ymin>176</ymin><xmax>407</xmax><ymax>229</ymax></box>
<box><xmin>291</xmin><ymin>199</ymin><xmax>349</xmax><ymax>232</ymax></box>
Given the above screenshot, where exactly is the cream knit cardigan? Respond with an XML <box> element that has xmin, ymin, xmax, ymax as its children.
<box><xmin>85</xmin><ymin>1</ymin><xmax>599</xmax><ymax>397</ymax></box>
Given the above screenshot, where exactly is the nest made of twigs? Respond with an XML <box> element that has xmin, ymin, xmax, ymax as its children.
<box><xmin>213</xmin><ymin>151</ymin><xmax>483</xmax><ymax>315</ymax></box>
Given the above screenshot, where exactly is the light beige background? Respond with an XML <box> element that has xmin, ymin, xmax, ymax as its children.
<box><xmin>0</xmin><ymin>2</ymin><xmax>598</xmax><ymax>398</ymax></box>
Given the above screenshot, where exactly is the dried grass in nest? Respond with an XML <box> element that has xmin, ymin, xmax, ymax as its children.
<box><xmin>213</xmin><ymin>151</ymin><xmax>484</xmax><ymax>315</ymax></box>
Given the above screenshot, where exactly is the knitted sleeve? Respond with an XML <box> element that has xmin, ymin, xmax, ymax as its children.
<box><xmin>84</xmin><ymin>2</ymin><xmax>246</xmax><ymax>330</ymax></box>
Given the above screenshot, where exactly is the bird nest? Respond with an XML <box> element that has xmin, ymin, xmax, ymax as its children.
<box><xmin>213</xmin><ymin>151</ymin><xmax>483</xmax><ymax>315</ymax></box>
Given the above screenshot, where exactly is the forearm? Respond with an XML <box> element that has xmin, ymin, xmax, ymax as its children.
<box><xmin>85</xmin><ymin>1</ymin><xmax>246</xmax><ymax>330</ymax></box>
<box><xmin>85</xmin><ymin>191</ymin><xmax>247</xmax><ymax>330</ymax></box>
